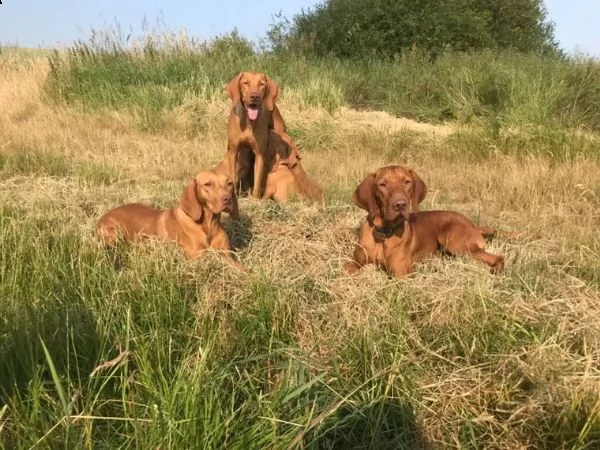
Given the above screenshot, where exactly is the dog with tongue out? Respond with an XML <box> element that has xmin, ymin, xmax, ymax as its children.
<box><xmin>225</xmin><ymin>72</ymin><xmax>283</xmax><ymax>199</ymax></box>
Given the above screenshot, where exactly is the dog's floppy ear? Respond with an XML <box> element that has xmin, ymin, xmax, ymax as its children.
<box><xmin>353</xmin><ymin>173</ymin><xmax>382</xmax><ymax>221</ymax></box>
<box><xmin>409</xmin><ymin>169</ymin><xmax>428</xmax><ymax>213</ymax></box>
<box><xmin>225</xmin><ymin>72</ymin><xmax>244</xmax><ymax>106</ymax></box>
<box><xmin>264</xmin><ymin>76</ymin><xmax>280</xmax><ymax>112</ymax></box>
<box><xmin>180</xmin><ymin>179</ymin><xmax>203</xmax><ymax>222</ymax></box>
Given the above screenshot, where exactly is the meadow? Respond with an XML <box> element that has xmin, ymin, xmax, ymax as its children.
<box><xmin>1</xmin><ymin>32</ymin><xmax>600</xmax><ymax>448</ymax></box>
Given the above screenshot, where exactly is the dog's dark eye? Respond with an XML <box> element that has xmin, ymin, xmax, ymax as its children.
<box><xmin>378</xmin><ymin>182</ymin><xmax>387</xmax><ymax>188</ymax></box>
<box><xmin>203</xmin><ymin>182</ymin><xmax>214</xmax><ymax>188</ymax></box>
<box><xmin>404</xmin><ymin>179</ymin><xmax>412</xmax><ymax>185</ymax></box>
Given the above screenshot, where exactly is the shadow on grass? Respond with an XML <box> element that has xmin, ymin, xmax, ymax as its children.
<box><xmin>0</xmin><ymin>294</ymin><xmax>103</xmax><ymax>425</ymax></box>
<box><xmin>312</xmin><ymin>399</ymin><xmax>427</xmax><ymax>449</ymax></box>
<box><xmin>225</xmin><ymin>212</ymin><xmax>253</xmax><ymax>251</ymax></box>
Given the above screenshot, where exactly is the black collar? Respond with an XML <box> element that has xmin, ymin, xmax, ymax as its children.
<box><xmin>372</xmin><ymin>222</ymin><xmax>404</xmax><ymax>242</ymax></box>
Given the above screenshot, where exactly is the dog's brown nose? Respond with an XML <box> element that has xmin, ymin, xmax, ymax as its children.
<box><xmin>249</xmin><ymin>92</ymin><xmax>260</xmax><ymax>102</ymax></box>
<box><xmin>392</xmin><ymin>199</ymin><xmax>408</xmax><ymax>211</ymax></box>
<box><xmin>222</xmin><ymin>195</ymin><xmax>232</xmax><ymax>206</ymax></box>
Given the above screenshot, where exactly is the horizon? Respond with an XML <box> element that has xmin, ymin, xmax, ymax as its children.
<box><xmin>0</xmin><ymin>0</ymin><xmax>599</xmax><ymax>57</ymax></box>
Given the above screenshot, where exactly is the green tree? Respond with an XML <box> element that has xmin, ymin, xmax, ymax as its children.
<box><xmin>268</xmin><ymin>0</ymin><xmax>558</xmax><ymax>58</ymax></box>
<box><xmin>473</xmin><ymin>0</ymin><xmax>558</xmax><ymax>52</ymax></box>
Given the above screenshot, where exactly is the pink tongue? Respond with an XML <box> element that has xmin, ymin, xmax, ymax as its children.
<box><xmin>247</xmin><ymin>108</ymin><xmax>259</xmax><ymax>121</ymax></box>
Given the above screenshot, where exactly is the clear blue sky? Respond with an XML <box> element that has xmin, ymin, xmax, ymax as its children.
<box><xmin>0</xmin><ymin>0</ymin><xmax>598</xmax><ymax>56</ymax></box>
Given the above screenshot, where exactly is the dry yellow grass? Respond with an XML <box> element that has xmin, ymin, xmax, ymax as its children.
<box><xmin>2</xmin><ymin>56</ymin><xmax>600</xmax><ymax>448</ymax></box>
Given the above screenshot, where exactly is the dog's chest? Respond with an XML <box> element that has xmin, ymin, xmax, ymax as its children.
<box><xmin>373</xmin><ymin>244</ymin><xmax>386</xmax><ymax>265</ymax></box>
<box><xmin>191</xmin><ymin>230</ymin><xmax>213</xmax><ymax>250</ymax></box>
<box><xmin>366</xmin><ymin>238</ymin><xmax>386</xmax><ymax>265</ymax></box>
<box><xmin>370</xmin><ymin>228</ymin><xmax>405</xmax><ymax>262</ymax></box>
<box><xmin>382</xmin><ymin>235</ymin><xmax>411</xmax><ymax>262</ymax></box>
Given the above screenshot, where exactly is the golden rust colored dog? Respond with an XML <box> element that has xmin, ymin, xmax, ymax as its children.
<box><xmin>354</xmin><ymin>164</ymin><xmax>427</xmax><ymax>228</ymax></box>
<box><xmin>216</xmin><ymin>129</ymin><xmax>323</xmax><ymax>203</ymax></box>
<box><xmin>97</xmin><ymin>171</ymin><xmax>242</xmax><ymax>268</ymax></box>
<box><xmin>262</xmin><ymin>131</ymin><xmax>324</xmax><ymax>203</ymax></box>
<box><xmin>225</xmin><ymin>71</ymin><xmax>283</xmax><ymax>198</ymax></box>
<box><xmin>345</xmin><ymin>165</ymin><xmax>504</xmax><ymax>277</ymax></box>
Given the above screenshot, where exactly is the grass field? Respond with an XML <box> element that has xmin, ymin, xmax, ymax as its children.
<box><xmin>1</xmin><ymin>35</ymin><xmax>600</xmax><ymax>449</ymax></box>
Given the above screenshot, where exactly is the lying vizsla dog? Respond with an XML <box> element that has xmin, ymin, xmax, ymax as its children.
<box><xmin>97</xmin><ymin>171</ymin><xmax>242</xmax><ymax>268</ymax></box>
<box><xmin>358</xmin><ymin>164</ymin><xmax>427</xmax><ymax>228</ymax></box>
<box><xmin>225</xmin><ymin>71</ymin><xmax>283</xmax><ymax>198</ymax></box>
<box><xmin>345</xmin><ymin>165</ymin><xmax>504</xmax><ymax>277</ymax></box>
<box><xmin>262</xmin><ymin>131</ymin><xmax>324</xmax><ymax>203</ymax></box>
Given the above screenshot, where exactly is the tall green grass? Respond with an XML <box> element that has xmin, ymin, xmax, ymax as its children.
<box><xmin>2</xmin><ymin>201</ymin><xmax>599</xmax><ymax>448</ymax></box>
<box><xmin>45</xmin><ymin>28</ymin><xmax>600</xmax><ymax>133</ymax></box>
<box><xmin>0</xmin><ymin>209</ymin><xmax>426</xmax><ymax>448</ymax></box>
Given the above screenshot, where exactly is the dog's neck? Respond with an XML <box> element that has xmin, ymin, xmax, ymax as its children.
<box><xmin>197</xmin><ymin>208</ymin><xmax>222</xmax><ymax>234</ymax></box>
<box><xmin>177</xmin><ymin>206</ymin><xmax>222</xmax><ymax>236</ymax></box>
<box><xmin>289</xmin><ymin>163</ymin><xmax>305</xmax><ymax>179</ymax></box>
<box><xmin>371</xmin><ymin>217</ymin><xmax>406</xmax><ymax>243</ymax></box>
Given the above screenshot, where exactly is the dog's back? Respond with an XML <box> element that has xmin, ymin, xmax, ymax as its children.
<box><xmin>97</xmin><ymin>203</ymin><xmax>167</xmax><ymax>244</ymax></box>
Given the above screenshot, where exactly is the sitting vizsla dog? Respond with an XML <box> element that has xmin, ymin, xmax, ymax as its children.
<box><xmin>215</xmin><ymin>130</ymin><xmax>323</xmax><ymax>203</ymax></box>
<box><xmin>345</xmin><ymin>165</ymin><xmax>504</xmax><ymax>277</ymax></box>
<box><xmin>97</xmin><ymin>171</ymin><xmax>242</xmax><ymax>268</ymax></box>
<box><xmin>262</xmin><ymin>131</ymin><xmax>324</xmax><ymax>203</ymax></box>
<box><xmin>225</xmin><ymin>71</ymin><xmax>283</xmax><ymax>198</ymax></box>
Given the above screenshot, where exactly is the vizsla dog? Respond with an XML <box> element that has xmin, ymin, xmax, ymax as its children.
<box><xmin>216</xmin><ymin>129</ymin><xmax>323</xmax><ymax>203</ymax></box>
<box><xmin>357</xmin><ymin>164</ymin><xmax>427</xmax><ymax>228</ymax></box>
<box><xmin>97</xmin><ymin>171</ymin><xmax>242</xmax><ymax>268</ymax></box>
<box><xmin>262</xmin><ymin>131</ymin><xmax>324</xmax><ymax>203</ymax></box>
<box><xmin>226</xmin><ymin>71</ymin><xmax>283</xmax><ymax>198</ymax></box>
<box><xmin>345</xmin><ymin>165</ymin><xmax>504</xmax><ymax>277</ymax></box>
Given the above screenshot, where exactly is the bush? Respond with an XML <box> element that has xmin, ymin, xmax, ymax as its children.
<box><xmin>268</xmin><ymin>0</ymin><xmax>559</xmax><ymax>58</ymax></box>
